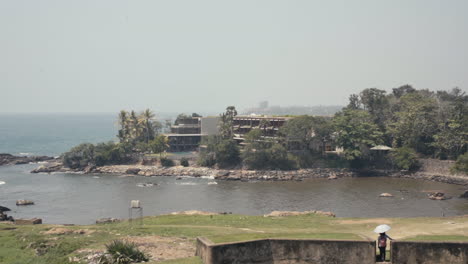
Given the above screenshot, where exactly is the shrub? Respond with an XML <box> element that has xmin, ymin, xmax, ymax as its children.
<box><xmin>62</xmin><ymin>143</ymin><xmax>95</xmax><ymax>169</ymax></box>
<box><xmin>180</xmin><ymin>157</ymin><xmax>189</xmax><ymax>167</ymax></box>
<box><xmin>62</xmin><ymin>142</ymin><xmax>130</xmax><ymax>169</ymax></box>
<box><xmin>451</xmin><ymin>152</ymin><xmax>468</xmax><ymax>174</ymax></box>
<box><xmin>243</xmin><ymin>143</ymin><xmax>296</xmax><ymax>170</ymax></box>
<box><xmin>160</xmin><ymin>157</ymin><xmax>175</xmax><ymax>167</ymax></box>
<box><xmin>99</xmin><ymin>240</ymin><xmax>148</xmax><ymax>264</ymax></box>
<box><xmin>390</xmin><ymin>147</ymin><xmax>420</xmax><ymax>171</ymax></box>
<box><xmin>198</xmin><ymin>152</ymin><xmax>216</xmax><ymax>167</ymax></box>
<box><xmin>215</xmin><ymin>139</ymin><xmax>241</xmax><ymax>168</ymax></box>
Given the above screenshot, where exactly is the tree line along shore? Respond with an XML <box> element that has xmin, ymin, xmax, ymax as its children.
<box><xmin>23</xmin><ymin>85</ymin><xmax>467</xmax><ymax>182</ymax></box>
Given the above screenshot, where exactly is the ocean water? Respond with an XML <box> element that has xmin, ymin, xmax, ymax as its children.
<box><xmin>0</xmin><ymin>113</ymin><xmax>117</xmax><ymax>156</ymax></box>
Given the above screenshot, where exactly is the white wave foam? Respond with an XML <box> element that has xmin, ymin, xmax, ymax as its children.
<box><xmin>0</xmin><ymin>181</ymin><xmax>5</xmax><ymax>185</ymax></box>
<box><xmin>207</xmin><ymin>182</ymin><xmax>218</xmax><ymax>185</ymax></box>
<box><xmin>19</xmin><ymin>152</ymin><xmax>33</xmax><ymax>156</ymax></box>
<box><xmin>201</xmin><ymin>175</ymin><xmax>215</xmax><ymax>179</ymax></box>
<box><xmin>137</xmin><ymin>183</ymin><xmax>155</xmax><ymax>187</ymax></box>
<box><xmin>177</xmin><ymin>182</ymin><xmax>198</xmax><ymax>186</ymax></box>
<box><xmin>93</xmin><ymin>176</ymin><xmax>100</xmax><ymax>179</ymax></box>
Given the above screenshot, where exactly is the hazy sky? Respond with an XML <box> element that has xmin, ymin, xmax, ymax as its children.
<box><xmin>1</xmin><ymin>0</ymin><xmax>467</xmax><ymax>113</ymax></box>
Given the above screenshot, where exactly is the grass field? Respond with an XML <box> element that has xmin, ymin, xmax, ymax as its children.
<box><xmin>0</xmin><ymin>213</ymin><xmax>467</xmax><ymax>263</ymax></box>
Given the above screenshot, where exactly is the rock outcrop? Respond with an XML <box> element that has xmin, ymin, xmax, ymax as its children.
<box><xmin>96</xmin><ymin>218</ymin><xmax>120</xmax><ymax>224</ymax></box>
<box><xmin>15</xmin><ymin>218</ymin><xmax>42</xmax><ymax>225</ymax></box>
<box><xmin>460</xmin><ymin>190</ymin><xmax>468</xmax><ymax>198</ymax></box>
<box><xmin>0</xmin><ymin>153</ymin><xmax>54</xmax><ymax>166</ymax></box>
<box><xmin>264</xmin><ymin>210</ymin><xmax>336</xmax><ymax>217</ymax></box>
<box><xmin>428</xmin><ymin>192</ymin><xmax>450</xmax><ymax>200</ymax></box>
<box><xmin>31</xmin><ymin>163</ymin><xmax>64</xmax><ymax>173</ymax></box>
<box><xmin>379</xmin><ymin>193</ymin><xmax>394</xmax><ymax>197</ymax></box>
<box><xmin>16</xmin><ymin>200</ymin><xmax>34</xmax><ymax>206</ymax></box>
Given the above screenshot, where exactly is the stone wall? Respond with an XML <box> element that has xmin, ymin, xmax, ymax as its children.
<box><xmin>392</xmin><ymin>241</ymin><xmax>468</xmax><ymax>264</ymax></box>
<box><xmin>418</xmin><ymin>158</ymin><xmax>457</xmax><ymax>175</ymax></box>
<box><xmin>196</xmin><ymin>237</ymin><xmax>376</xmax><ymax>264</ymax></box>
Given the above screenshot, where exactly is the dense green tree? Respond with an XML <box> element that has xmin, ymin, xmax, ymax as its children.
<box><xmin>198</xmin><ymin>135</ymin><xmax>220</xmax><ymax>167</ymax></box>
<box><xmin>242</xmin><ymin>129</ymin><xmax>295</xmax><ymax>170</ymax></box>
<box><xmin>387</xmin><ymin>92</ymin><xmax>438</xmax><ymax>154</ymax></box>
<box><xmin>149</xmin><ymin>135</ymin><xmax>169</xmax><ymax>157</ymax></box>
<box><xmin>390</xmin><ymin>147</ymin><xmax>420</xmax><ymax>171</ymax></box>
<box><xmin>215</xmin><ymin>139</ymin><xmax>241</xmax><ymax>168</ymax></box>
<box><xmin>359</xmin><ymin>88</ymin><xmax>389</xmax><ymax>129</ymax></box>
<box><xmin>63</xmin><ymin>142</ymin><xmax>129</xmax><ymax>169</ymax></box>
<box><xmin>450</xmin><ymin>152</ymin><xmax>468</xmax><ymax>174</ymax></box>
<box><xmin>333</xmin><ymin>109</ymin><xmax>383</xmax><ymax>161</ymax></box>
<box><xmin>346</xmin><ymin>94</ymin><xmax>361</xmax><ymax>110</ymax></box>
<box><xmin>392</xmin><ymin>84</ymin><xmax>416</xmax><ymax>98</ymax></box>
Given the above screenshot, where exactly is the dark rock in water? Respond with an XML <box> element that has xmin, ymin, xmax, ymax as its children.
<box><xmin>96</xmin><ymin>218</ymin><xmax>120</xmax><ymax>224</ymax></box>
<box><xmin>460</xmin><ymin>191</ymin><xmax>468</xmax><ymax>198</ymax></box>
<box><xmin>125</xmin><ymin>168</ymin><xmax>141</xmax><ymax>175</ymax></box>
<box><xmin>0</xmin><ymin>205</ymin><xmax>11</xmax><ymax>212</ymax></box>
<box><xmin>15</xmin><ymin>218</ymin><xmax>42</xmax><ymax>225</ymax></box>
<box><xmin>428</xmin><ymin>192</ymin><xmax>450</xmax><ymax>200</ymax></box>
<box><xmin>0</xmin><ymin>153</ymin><xmax>54</xmax><ymax>166</ymax></box>
<box><xmin>16</xmin><ymin>200</ymin><xmax>34</xmax><ymax>206</ymax></box>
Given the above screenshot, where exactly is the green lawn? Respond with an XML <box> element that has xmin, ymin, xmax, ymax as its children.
<box><xmin>0</xmin><ymin>214</ymin><xmax>467</xmax><ymax>263</ymax></box>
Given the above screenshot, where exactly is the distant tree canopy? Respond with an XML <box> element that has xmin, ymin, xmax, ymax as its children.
<box><xmin>279</xmin><ymin>115</ymin><xmax>333</xmax><ymax>153</ymax></box>
<box><xmin>343</xmin><ymin>86</ymin><xmax>467</xmax><ymax>160</ymax></box>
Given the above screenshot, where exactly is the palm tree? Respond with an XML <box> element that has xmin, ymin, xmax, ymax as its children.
<box><xmin>117</xmin><ymin>110</ymin><xmax>129</xmax><ymax>142</ymax></box>
<box><xmin>129</xmin><ymin>110</ymin><xmax>142</xmax><ymax>142</ymax></box>
<box><xmin>139</xmin><ymin>109</ymin><xmax>156</xmax><ymax>144</ymax></box>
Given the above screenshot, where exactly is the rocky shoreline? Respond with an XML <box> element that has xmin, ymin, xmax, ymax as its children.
<box><xmin>30</xmin><ymin>162</ymin><xmax>468</xmax><ymax>185</ymax></box>
<box><xmin>0</xmin><ymin>153</ymin><xmax>55</xmax><ymax>166</ymax></box>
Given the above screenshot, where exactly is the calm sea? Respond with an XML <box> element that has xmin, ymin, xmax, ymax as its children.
<box><xmin>0</xmin><ymin>113</ymin><xmax>117</xmax><ymax>156</ymax></box>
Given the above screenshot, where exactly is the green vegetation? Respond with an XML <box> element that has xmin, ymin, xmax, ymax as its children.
<box><xmin>451</xmin><ymin>152</ymin><xmax>468</xmax><ymax>174</ymax></box>
<box><xmin>149</xmin><ymin>135</ymin><xmax>169</xmax><ymax>157</ymax></box>
<box><xmin>333</xmin><ymin>109</ymin><xmax>383</xmax><ymax>163</ymax></box>
<box><xmin>0</xmin><ymin>214</ymin><xmax>467</xmax><ymax>264</ymax></box>
<box><xmin>62</xmin><ymin>109</ymin><xmax>168</xmax><ymax>169</ymax></box>
<box><xmin>180</xmin><ymin>158</ymin><xmax>189</xmax><ymax>167</ymax></box>
<box><xmin>242</xmin><ymin>129</ymin><xmax>296</xmax><ymax>170</ymax></box>
<box><xmin>160</xmin><ymin>157</ymin><xmax>175</xmax><ymax>167</ymax></box>
<box><xmin>198</xmin><ymin>136</ymin><xmax>241</xmax><ymax>168</ymax></box>
<box><xmin>62</xmin><ymin>142</ymin><xmax>131</xmax><ymax>169</ymax></box>
<box><xmin>60</xmin><ymin>87</ymin><xmax>466</xmax><ymax>171</ymax></box>
<box><xmin>98</xmin><ymin>240</ymin><xmax>149</xmax><ymax>264</ymax></box>
<box><xmin>390</xmin><ymin>147</ymin><xmax>420</xmax><ymax>171</ymax></box>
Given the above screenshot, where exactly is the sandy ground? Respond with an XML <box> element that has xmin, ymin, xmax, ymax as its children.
<box><xmin>126</xmin><ymin>236</ymin><xmax>195</xmax><ymax>262</ymax></box>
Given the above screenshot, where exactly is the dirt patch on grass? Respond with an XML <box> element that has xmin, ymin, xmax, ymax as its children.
<box><xmin>126</xmin><ymin>236</ymin><xmax>195</xmax><ymax>262</ymax></box>
<box><xmin>42</xmin><ymin>227</ymin><xmax>94</xmax><ymax>235</ymax></box>
<box><xmin>337</xmin><ymin>218</ymin><xmax>393</xmax><ymax>225</ymax></box>
<box><xmin>170</xmin><ymin>210</ymin><xmax>219</xmax><ymax>216</ymax></box>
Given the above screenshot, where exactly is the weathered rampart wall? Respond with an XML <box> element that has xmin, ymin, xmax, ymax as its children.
<box><xmin>196</xmin><ymin>237</ymin><xmax>375</xmax><ymax>264</ymax></box>
<box><xmin>392</xmin><ymin>241</ymin><xmax>468</xmax><ymax>264</ymax></box>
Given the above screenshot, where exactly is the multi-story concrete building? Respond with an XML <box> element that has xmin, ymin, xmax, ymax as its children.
<box><xmin>165</xmin><ymin>114</ymin><xmax>341</xmax><ymax>154</ymax></box>
<box><xmin>165</xmin><ymin>116</ymin><xmax>220</xmax><ymax>152</ymax></box>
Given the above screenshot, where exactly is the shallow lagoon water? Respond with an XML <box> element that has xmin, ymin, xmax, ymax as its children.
<box><xmin>1</xmin><ymin>164</ymin><xmax>467</xmax><ymax>225</ymax></box>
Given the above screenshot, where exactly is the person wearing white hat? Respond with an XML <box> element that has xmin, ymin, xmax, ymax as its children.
<box><xmin>374</xmin><ymin>224</ymin><xmax>393</xmax><ymax>261</ymax></box>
